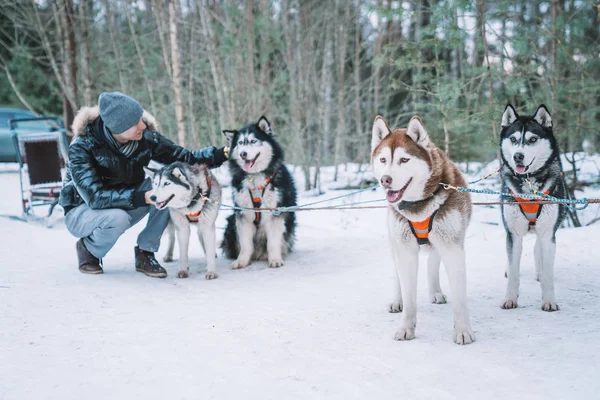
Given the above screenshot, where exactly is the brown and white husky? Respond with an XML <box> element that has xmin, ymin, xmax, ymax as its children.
<box><xmin>371</xmin><ymin>115</ymin><xmax>475</xmax><ymax>345</ymax></box>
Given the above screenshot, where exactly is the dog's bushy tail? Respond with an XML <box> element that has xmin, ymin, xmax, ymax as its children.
<box><xmin>221</xmin><ymin>214</ymin><xmax>240</xmax><ymax>259</ymax></box>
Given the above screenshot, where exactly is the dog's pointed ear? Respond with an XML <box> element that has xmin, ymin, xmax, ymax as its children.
<box><xmin>171</xmin><ymin>167</ymin><xmax>188</xmax><ymax>183</ymax></box>
<box><xmin>533</xmin><ymin>104</ymin><xmax>552</xmax><ymax>128</ymax></box>
<box><xmin>371</xmin><ymin>116</ymin><xmax>391</xmax><ymax>153</ymax></box>
<box><xmin>143</xmin><ymin>166</ymin><xmax>158</xmax><ymax>179</ymax></box>
<box><xmin>222</xmin><ymin>130</ymin><xmax>237</xmax><ymax>145</ymax></box>
<box><xmin>501</xmin><ymin>104</ymin><xmax>519</xmax><ymax>127</ymax></box>
<box><xmin>257</xmin><ymin>116</ymin><xmax>273</xmax><ymax>135</ymax></box>
<box><xmin>406</xmin><ymin>116</ymin><xmax>430</xmax><ymax>148</ymax></box>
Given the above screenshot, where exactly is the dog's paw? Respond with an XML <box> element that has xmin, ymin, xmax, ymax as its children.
<box><xmin>232</xmin><ymin>259</ymin><xmax>249</xmax><ymax>269</ymax></box>
<box><xmin>388</xmin><ymin>302</ymin><xmax>403</xmax><ymax>313</ymax></box>
<box><xmin>163</xmin><ymin>255</ymin><xmax>174</xmax><ymax>263</ymax></box>
<box><xmin>177</xmin><ymin>270</ymin><xmax>189</xmax><ymax>279</ymax></box>
<box><xmin>429</xmin><ymin>292</ymin><xmax>447</xmax><ymax>304</ymax></box>
<box><xmin>454</xmin><ymin>327</ymin><xmax>475</xmax><ymax>345</ymax></box>
<box><xmin>541</xmin><ymin>301</ymin><xmax>560</xmax><ymax>312</ymax></box>
<box><xmin>268</xmin><ymin>259</ymin><xmax>284</xmax><ymax>268</ymax></box>
<box><xmin>394</xmin><ymin>327</ymin><xmax>415</xmax><ymax>341</ymax></box>
<box><xmin>205</xmin><ymin>271</ymin><xmax>218</xmax><ymax>280</ymax></box>
<box><xmin>501</xmin><ymin>299</ymin><xmax>518</xmax><ymax>309</ymax></box>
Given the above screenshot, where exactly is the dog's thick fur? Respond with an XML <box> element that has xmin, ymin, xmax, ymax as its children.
<box><xmin>220</xmin><ymin>116</ymin><xmax>297</xmax><ymax>269</ymax></box>
<box><xmin>145</xmin><ymin>162</ymin><xmax>222</xmax><ymax>279</ymax></box>
<box><xmin>499</xmin><ymin>104</ymin><xmax>567</xmax><ymax>311</ymax></box>
<box><xmin>371</xmin><ymin>115</ymin><xmax>474</xmax><ymax>345</ymax></box>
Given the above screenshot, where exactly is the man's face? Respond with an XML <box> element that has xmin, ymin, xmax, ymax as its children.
<box><xmin>113</xmin><ymin>119</ymin><xmax>145</xmax><ymax>143</ymax></box>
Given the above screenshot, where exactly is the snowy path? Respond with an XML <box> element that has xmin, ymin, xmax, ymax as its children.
<box><xmin>1</xmin><ymin>165</ymin><xmax>599</xmax><ymax>399</ymax></box>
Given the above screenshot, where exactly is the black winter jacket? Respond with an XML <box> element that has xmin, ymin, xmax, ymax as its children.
<box><xmin>59</xmin><ymin>107</ymin><xmax>227</xmax><ymax>215</ymax></box>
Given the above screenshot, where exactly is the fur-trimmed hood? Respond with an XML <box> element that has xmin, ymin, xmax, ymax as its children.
<box><xmin>71</xmin><ymin>105</ymin><xmax>160</xmax><ymax>136</ymax></box>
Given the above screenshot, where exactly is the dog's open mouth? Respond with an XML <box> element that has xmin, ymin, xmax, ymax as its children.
<box><xmin>155</xmin><ymin>194</ymin><xmax>174</xmax><ymax>209</ymax></box>
<box><xmin>386</xmin><ymin>178</ymin><xmax>413</xmax><ymax>203</ymax></box>
<box><xmin>242</xmin><ymin>153</ymin><xmax>261</xmax><ymax>172</ymax></box>
<box><xmin>515</xmin><ymin>158</ymin><xmax>535</xmax><ymax>175</ymax></box>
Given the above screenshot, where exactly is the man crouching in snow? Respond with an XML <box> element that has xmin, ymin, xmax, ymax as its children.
<box><xmin>59</xmin><ymin>91</ymin><xmax>229</xmax><ymax>277</ymax></box>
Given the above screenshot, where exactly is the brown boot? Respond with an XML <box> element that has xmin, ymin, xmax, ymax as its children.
<box><xmin>76</xmin><ymin>239</ymin><xmax>103</xmax><ymax>274</ymax></box>
<box><xmin>135</xmin><ymin>246</ymin><xmax>167</xmax><ymax>278</ymax></box>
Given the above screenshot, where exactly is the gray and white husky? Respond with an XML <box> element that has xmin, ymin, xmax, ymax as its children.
<box><xmin>144</xmin><ymin>162</ymin><xmax>222</xmax><ymax>279</ymax></box>
<box><xmin>500</xmin><ymin>104</ymin><xmax>567</xmax><ymax>311</ymax></box>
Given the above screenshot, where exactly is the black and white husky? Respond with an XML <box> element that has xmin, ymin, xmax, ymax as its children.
<box><xmin>500</xmin><ymin>104</ymin><xmax>567</xmax><ymax>311</ymax></box>
<box><xmin>144</xmin><ymin>162</ymin><xmax>222</xmax><ymax>279</ymax></box>
<box><xmin>221</xmin><ymin>116</ymin><xmax>297</xmax><ymax>269</ymax></box>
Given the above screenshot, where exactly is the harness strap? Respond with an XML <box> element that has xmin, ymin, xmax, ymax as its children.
<box><xmin>248</xmin><ymin>175</ymin><xmax>272</xmax><ymax>225</ymax></box>
<box><xmin>186</xmin><ymin>176</ymin><xmax>212</xmax><ymax>223</ymax></box>
<box><xmin>408</xmin><ymin>209</ymin><xmax>438</xmax><ymax>246</ymax></box>
<box><xmin>510</xmin><ymin>189</ymin><xmax>550</xmax><ymax>227</ymax></box>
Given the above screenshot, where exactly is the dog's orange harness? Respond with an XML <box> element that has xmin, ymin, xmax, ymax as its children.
<box><xmin>249</xmin><ymin>175</ymin><xmax>273</xmax><ymax>225</ymax></box>
<box><xmin>408</xmin><ymin>210</ymin><xmax>438</xmax><ymax>246</ymax></box>
<box><xmin>510</xmin><ymin>189</ymin><xmax>550</xmax><ymax>228</ymax></box>
<box><xmin>186</xmin><ymin>176</ymin><xmax>212</xmax><ymax>223</ymax></box>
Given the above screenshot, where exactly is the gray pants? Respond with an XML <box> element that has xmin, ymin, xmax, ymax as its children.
<box><xmin>65</xmin><ymin>184</ymin><xmax>169</xmax><ymax>259</ymax></box>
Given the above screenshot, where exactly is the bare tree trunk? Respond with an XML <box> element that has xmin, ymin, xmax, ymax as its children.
<box><xmin>354</xmin><ymin>0</ymin><xmax>364</xmax><ymax>168</ymax></box>
<box><xmin>199</xmin><ymin>2</ymin><xmax>232</xmax><ymax>128</ymax></box>
<box><xmin>103</xmin><ymin>0</ymin><xmax>127</xmax><ymax>93</ymax></box>
<box><xmin>374</xmin><ymin>0</ymin><xmax>383</xmax><ymax>114</ymax></box>
<box><xmin>124</xmin><ymin>0</ymin><xmax>158</xmax><ymax>116</ymax></box>
<box><xmin>79</xmin><ymin>0</ymin><xmax>92</xmax><ymax>106</ymax></box>
<box><xmin>317</xmin><ymin>5</ymin><xmax>334</xmax><ymax>190</ymax></box>
<box><xmin>479</xmin><ymin>0</ymin><xmax>499</xmax><ymax>151</ymax></box>
<box><xmin>246</xmin><ymin>0</ymin><xmax>256</xmax><ymax>119</ymax></box>
<box><xmin>168</xmin><ymin>0</ymin><xmax>186</xmax><ymax>146</ymax></box>
<box><xmin>258</xmin><ymin>0</ymin><xmax>271</xmax><ymax>114</ymax></box>
<box><xmin>1</xmin><ymin>62</ymin><xmax>36</xmax><ymax>113</ymax></box>
<box><xmin>152</xmin><ymin>0</ymin><xmax>173</xmax><ymax>81</ymax></box>
<box><xmin>31</xmin><ymin>1</ymin><xmax>77</xmax><ymax>113</ymax></box>
<box><xmin>60</xmin><ymin>0</ymin><xmax>77</xmax><ymax>129</ymax></box>
<box><xmin>187</xmin><ymin>2</ymin><xmax>200</xmax><ymax>148</ymax></box>
<box><xmin>333</xmin><ymin>0</ymin><xmax>351</xmax><ymax>181</ymax></box>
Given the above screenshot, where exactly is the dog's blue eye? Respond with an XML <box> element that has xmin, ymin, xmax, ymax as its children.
<box><xmin>399</xmin><ymin>158</ymin><xmax>410</xmax><ymax>164</ymax></box>
<box><xmin>238</xmin><ymin>141</ymin><xmax>243</xmax><ymax>145</ymax></box>
<box><xmin>510</xmin><ymin>137</ymin><xmax>517</xmax><ymax>143</ymax></box>
<box><xmin>529</xmin><ymin>137</ymin><xmax>538</xmax><ymax>143</ymax></box>
<box><xmin>379</xmin><ymin>157</ymin><xmax>386</xmax><ymax>164</ymax></box>
<box><xmin>164</xmin><ymin>182</ymin><xmax>170</xmax><ymax>186</ymax></box>
<box><xmin>250</xmin><ymin>140</ymin><xmax>257</xmax><ymax>144</ymax></box>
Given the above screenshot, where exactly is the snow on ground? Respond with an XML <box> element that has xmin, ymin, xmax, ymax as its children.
<box><xmin>1</xmin><ymin>159</ymin><xmax>599</xmax><ymax>399</ymax></box>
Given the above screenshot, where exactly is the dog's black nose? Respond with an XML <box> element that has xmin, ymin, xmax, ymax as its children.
<box><xmin>380</xmin><ymin>175</ymin><xmax>393</xmax><ymax>188</ymax></box>
<box><xmin>150</xmin><ymin>195</ymin><xmax>157</xmax><ymax>202</ymax></box>
<box><xmin>240</xmin><ymin>151</ymin><xmax>248</xmax><ymax>159</ymax></box>
<box><xmin>513</xmin><ymin>152</ymin><xmax>524</xmax><ymax>163</ymax></box>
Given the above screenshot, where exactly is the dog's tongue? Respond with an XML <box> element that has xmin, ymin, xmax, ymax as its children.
<box><xmin>242</xmin><ymin>161</ymin><xmax>253</xmax><ymax>172</ymax></box>
<box><xmin>515</xmin><ymin>165</ymin><xmax>527</xmax><ymax>174</ymax></box>
<box><xmin>386</xmin><ymin>190</ymin><xmax>403</xmax><ymax>203</ymax></box>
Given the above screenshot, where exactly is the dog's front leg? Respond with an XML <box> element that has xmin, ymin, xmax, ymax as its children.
<box><xmin>232</xmin><ymin>215</ymin><xmax>256</xmax><ymax>269</ymax></box>
<box><xmin>163</xmin><ymin>220</ymin><xmax>176</xmax><ymax>262</ymax></box>
<box><xmin>265</xmin><ymin>216</ymin><xmax>285</xmax><ymax>268</ymax></box>
<box><xmin>502</xmin><ymin>231</ymin><xmax>522</xmax><ymax>309</ymax></box>
<box><xmin>172</xmin><ymin>214</ymin><xmax>191</xmax><ymax>278</ymax></box>
<box><xmin>391</xmin><ymin>242</ymin><xmax>419</xmax><ymax>341</ymax></box>
<box><xmin>388</xmin><ymin>247</ymin><xmax>403</xmax><ymax>313</ymax></box>
<box><xmin>437</xmin><ymin>244</ymin><xmax>474</xmax><ymax>345</ymax></box>
<box><xmin>199</xmin><ymin>224</ymin><xmax>218</xmax><ymax>280</ymax></box>
<box><xmin>538</xmin><ymin>234</ymin><xmax>559</xmax><ymax>311</ymax></box>
<box><xmin>427</xmin><ymin>247</ymin><xmax>446</xmax><ymax>304</ymax></box>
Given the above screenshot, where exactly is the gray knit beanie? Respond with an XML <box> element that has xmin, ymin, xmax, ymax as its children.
<box><xmin>98</xmin><ymin>91</ymin><xmax>144</xmax><ymax>134</ymax></box>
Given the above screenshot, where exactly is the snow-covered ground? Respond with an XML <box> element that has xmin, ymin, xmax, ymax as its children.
<box><xmin>1</xmin><ymin>158</ymin><xmax>599</xmax><ymax>400</ymax></box>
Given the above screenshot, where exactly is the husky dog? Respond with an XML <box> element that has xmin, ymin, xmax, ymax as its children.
<box><xmin>371</xmin><ymin>115</ymin><xmax>474</xmax><ymax>345</ymax></box>
<box><xmin>221</xmin><ymin>116</ymin><xmax>297</xmax><ymax>269</ymax></box>
<box><xmin>144</xmin><ymin>162</ymin><xmax>222</xmax><ymax>279</ymax></box>
<box><xmin>500</xmin><ymin>104</ymin><xmax>567</xmax><ymax>311</ymax></box>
